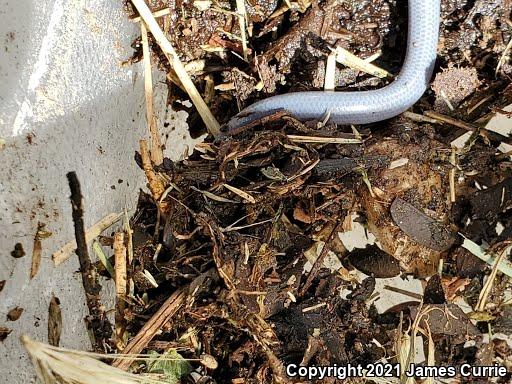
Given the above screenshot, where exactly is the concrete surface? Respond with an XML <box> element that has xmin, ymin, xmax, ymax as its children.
<box><xmin>0</xmin><ymin>1</ymin><xmax>195</xmax><ymax>382</ymax></box>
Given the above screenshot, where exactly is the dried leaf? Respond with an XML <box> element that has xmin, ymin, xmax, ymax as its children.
<box><xmin>147</xmin><ymin>350</ymin><xmax>192</xmax><ymax>383</ymax></box>
<box><xmin>347</xmin><ymin>245</ymin><xmax>401</xmax><ymax>278</ymax></box>
<box><xmin>48</xmin><ymin>295</ymin><xmax>62</xmax><ymax>347</ymax></box>
<box><xmin>0</xmin><ymin>327</ymin><xmax>11</xmax><ymax>342</ymax></box>
<box><xmin>410</xmin><ymin>304</ymin><xmax>479</xmax><ymax>341</ymax></box>
<box><xmin>390</xmin><ymin>197</ymin><xmax>456</xmax><ymax>252</ymax></box>
<box><xmin>7</xmin><ymin>306</ymin><xmax>24</xmax><ymax>321</ymax></box>
<box><xmin>441</xmin><ymin>276</ymin><xmax>470</xmax><ymax>301</ymax></box>
<box><xmin>31</xmin><ymin>222</ymin><xmax>51</xmax><ymax>280</ymax></box>
<box><xmin>11</xmin><ymin>243</ymin><xmax>25</xmax><ymax>258</ymax></box>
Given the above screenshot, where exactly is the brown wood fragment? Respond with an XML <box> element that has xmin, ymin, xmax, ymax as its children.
<box><xmin>48</xmin><ymin>294</ymin><xmax>62</xmax><ymax>347</ymax></box>
<box><xmin>141</xmin><ymin>20</ymin><xmax>164</xmax><ymax>166</ymax></box>
<box><xmin>67</xmin><ymin>172</ymin><xmax>112</xmax><ymax>352</ymax></box>
<box><xmin>113</xmin><ymin>232</ymin><xmax>127</xmax><ymax>350</ymax></box>
<box><xmin>140</xmin><ymin>139</ymin><xmax>166</xmax><ymax>203</ymax></box>
<box><xmin>112</xmin><ymin>289</ymin><xmax>186</xmax><ymax>370</ymax></box>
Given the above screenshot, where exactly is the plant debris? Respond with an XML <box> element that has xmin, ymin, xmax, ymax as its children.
<box><xmin>0</xmin><ymin>327</ymin><xmax>11</xmax><ymax>342</ymax></box>
<box><xmin>48</xmin><ymin>295</ymin><xmax>62</xmax><ymax>347</ymax></box>
<box><xmin>6</xmin><ymin>306</ymin><xmax>24</xmax><ymax>322</ymax></box>
<box><xmin>10</xmin><ymin>242</ymin><xmax>25</xmax><ymax>258</ymax></box>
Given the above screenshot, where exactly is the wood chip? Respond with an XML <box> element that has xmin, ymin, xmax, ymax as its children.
<box><xmin>113</xmin><ymin>232</ymin><xmax>127</xmax><ymax>349</ymax></box>
<box><xmin>112</xmin><ymin>289</ymin><xmax>186</xmax><ymax>370</ymax></box>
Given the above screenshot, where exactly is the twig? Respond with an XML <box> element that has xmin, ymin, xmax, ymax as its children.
<box><xmin>124</xmin><ymin>209</ymin><xmax>134</xmax><ymax>265</ymax></box>
<box><xmin>141</xmin><ymin>21</ymin><xmax>164</xmax><ymax>166</ymax></box>
<box><xmin>402</xmin><ymin>111</ymin><xmax>439</xmax><ymax>124</ymax></box>
<box><xmin>52</xmin><ymin>212</ymin><xmax>123</xmax><ymax>265</ymax></box>
<box><xmin>113</xmin><ymin>232</ymin><xmax>127</xmax><ymax>350</ymax></box>
<box><xmin>112</xmin><ymin>289</ymin><xmax>186</xmax><ymax>370</ymax></box>
<box><xmin>299</xmin><ymin>222</ymin><xmax>340</xmax><ymax>296</ymax></box>
<box><xmin>424</xmin><ymin>110</ymin><xmax>477</xmax><ymax>132</ymax></box>
<box><xmin>130</xmin><ymin>0</ymin><xmax>221</xmax><ymax>137</ymax></box>
<box><xmin>66</xmin><ymin>172</ymin><xmax>112</xmax><ymax>352</ymax></box>
<box><xmin>383</xmin><ymin>285</ymin><xmax>423</xmax><ymax>300</ymax></box>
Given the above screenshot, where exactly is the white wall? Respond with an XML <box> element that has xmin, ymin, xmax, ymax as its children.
<box><xmin>0</xmin><ymin>1</ymin><xmax>147</xmax><ymax>381</ymax></box>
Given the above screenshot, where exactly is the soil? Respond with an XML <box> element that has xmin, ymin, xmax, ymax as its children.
<box><xmin>110</xmin><ymin>0</ymin><xmax>512</xmax><ymax>382</ymax></box>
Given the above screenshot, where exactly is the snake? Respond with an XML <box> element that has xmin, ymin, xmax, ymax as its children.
<box><xmin>226</xmin><ymin>0</ymin><xmax>441</xmax><ymax>131</ymax></box>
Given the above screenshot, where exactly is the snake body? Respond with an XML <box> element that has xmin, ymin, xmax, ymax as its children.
<box><xmin>226</xmin><ymin>0</ymin><xmax>441</xmax><ymax>130</ymax></box>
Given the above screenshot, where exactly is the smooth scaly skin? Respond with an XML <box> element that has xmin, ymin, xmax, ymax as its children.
<box><xmin>226</xmin><ymin>0</ymin><xmax>441</xmax><ymax>130</ymax></box>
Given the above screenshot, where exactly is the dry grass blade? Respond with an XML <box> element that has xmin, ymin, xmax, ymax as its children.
<box><xmin>287</xmin><ymin>135</ymin><xmax>362</xmax><ymax>144</ymax></box>
<box><xmin>92</xmin><ymin>240</ymin><xmax>115</xmax><ymax>277</ymax></box>
<box><xmin>130</xmin><ymin>0</ymin><xmax>221</xmax><ymax>137</ymax></box>
<box><xmin>496</xmin><ymin>36</ymin><xmax>512</xmax><ymax>75</ymax></box>
<box><xmin>190</xmin><ymin>186</ymin><xmax>239</xmax><ymax>203</ymax></box>
<box><xmin>449</xmin><ymin>147</ymin><xmax>457</xmax><ymax>203</ymax></box>
<box><xmin>475</xmin><ymin>247</ymin><xmax>508</xmax><ymax>312</ymax></box>
<box><xmin>141</xmin><ymin>21</ymin><xmax>164</xmax><ymax>166</ymax></box>
<box><xmin>223</xmin><ymin>183</ymin><xmax>256</xmax><ymax>203</ymax></box>
<box><xmin>235</xmin><ymin>0</ymin><xmax>249</xmax><ymax>61</ymax></box>
<box><xmin>52</xmin><ymin>212</ymin><xmax>123</xmax><ymax>265</ymax></box>
<box><xmin>424</xmin><ymin>322</ymin><xmax>435</xmax><ymax>384</ymax></box>
<box><xmin>332</xmin><ymin>46</ymin><xmax>391</xmax><ymax>78</ymax></box>
<box><xmin>21</xmin><ymin>335</ymin><xmax>165</xmax><ymax>384</ymax></box>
